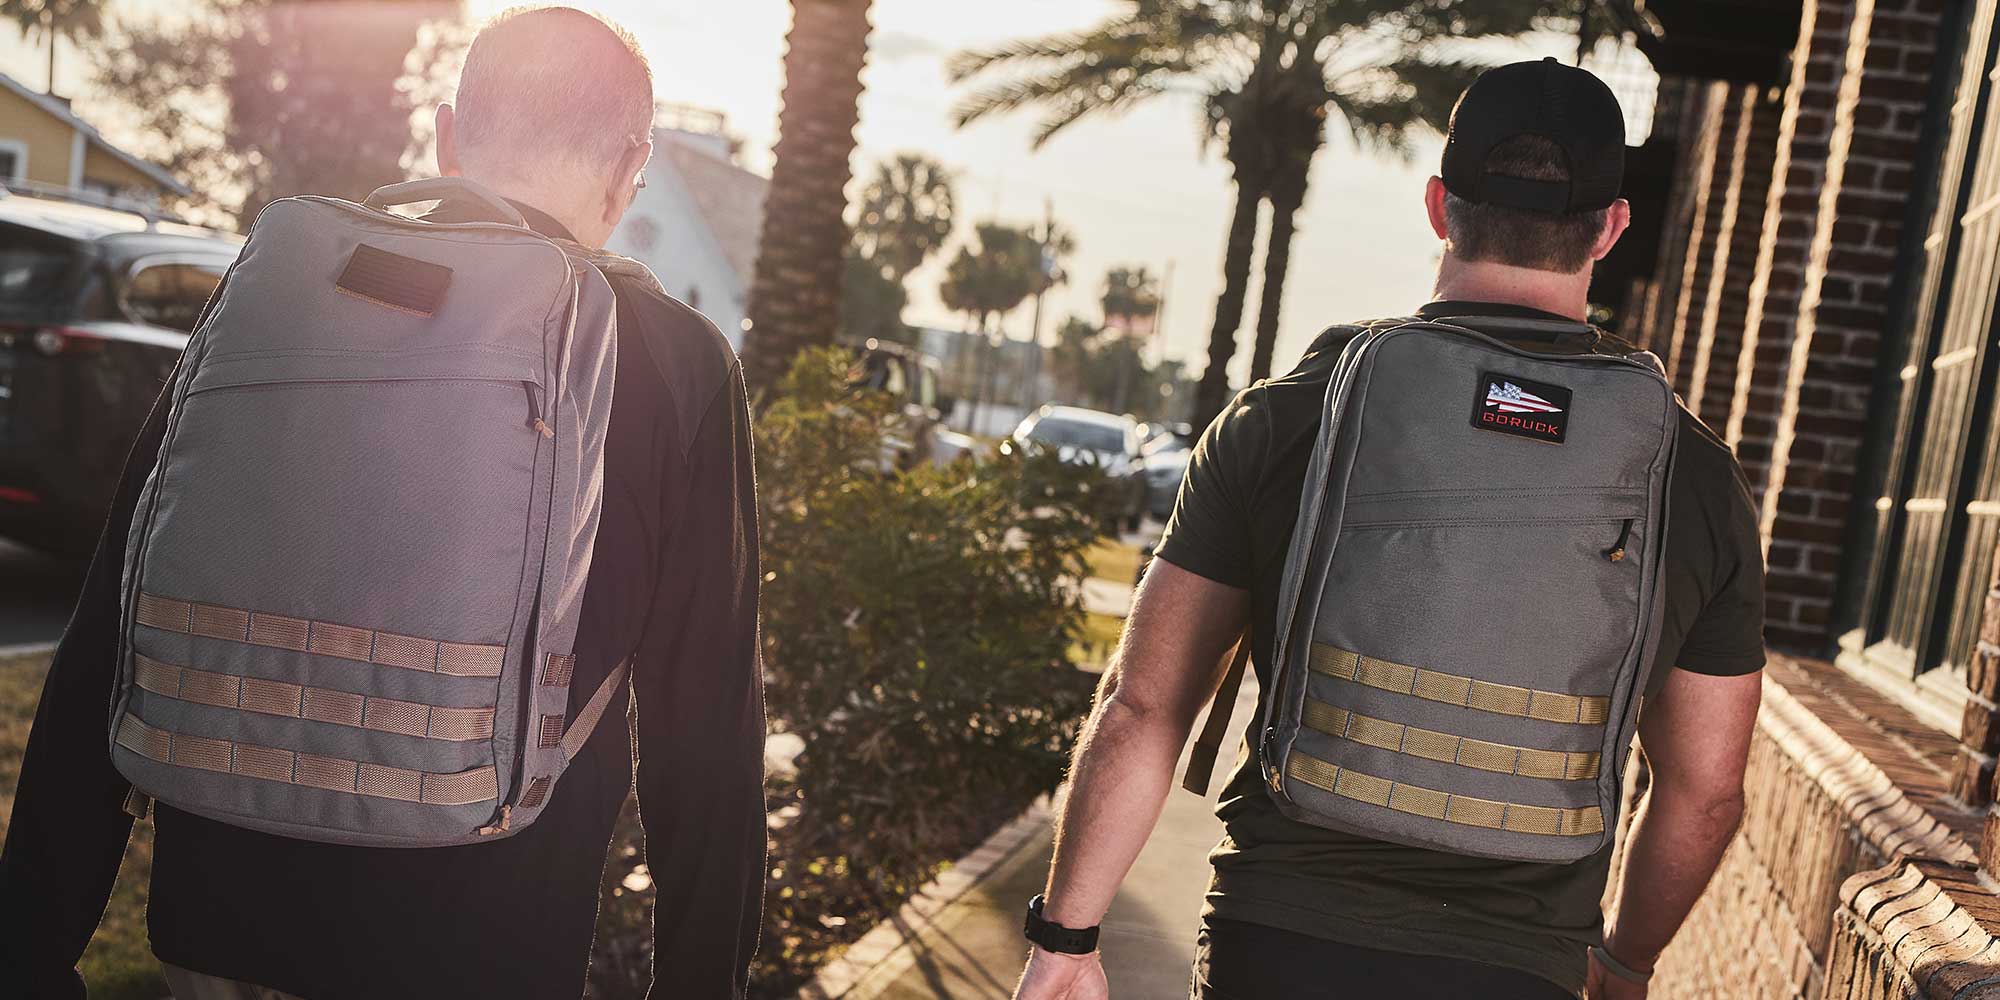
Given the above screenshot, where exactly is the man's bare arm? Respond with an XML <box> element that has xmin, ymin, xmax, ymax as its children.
<box><xmin>1041</xmin><ymin>557</ymin><xmax>1250</xmax><ymax>930</ymax></box>
<box><xmin>1602</xmin><ymin>668</ymin><xmax>1762</xmax><ymax>972</ymax></box>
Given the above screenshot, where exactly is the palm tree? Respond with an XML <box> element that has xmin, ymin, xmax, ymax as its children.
<box><xmin>853</xmin><ymin>154</ymin><xmax>957</xmax><ymax>283</ymax></box>
<box><xmin>845</xmin><ymin>154</ymin><xmax>956</xmax><ymax>345</ymax></box>
<box><xmin>940</xmin><ymin>222</ymin><xmax>1043</xmax><ymax>429</ymax></box>
<box><xmin>952</xmin><ymin>0</ymin><xmax>1647</xmax><ymax>429</ymax></box>
<box><xmin>4</xmin><ymin>0</ymin><xmax>105</xmax><ymax>94</ymax></box>
<box><xmin>743</xmin><ymin>0</ymin><xmax>874</xmax><ymax>395</ymax></box>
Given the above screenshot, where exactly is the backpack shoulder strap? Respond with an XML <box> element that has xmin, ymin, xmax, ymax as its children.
<box><xmin>1182</xmin><ymin>629</ymin><xmax>1253</xmax><ymax>795</ymax></box>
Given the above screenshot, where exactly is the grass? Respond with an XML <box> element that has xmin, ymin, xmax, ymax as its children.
<box><xmin>0</xmin><ymin>653</ymin><xmax>166</xmax><ymax>1000</ymax></box>
<box><xmin>1084</xmin><ymin>537</ymin><xmax>1147</xmax><ymax>588</ymax></box>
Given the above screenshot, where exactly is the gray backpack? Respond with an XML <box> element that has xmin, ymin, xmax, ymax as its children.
<box><xmin>1187</xmin><ymin>317</ymin><xmax>1677</xmax><ymax>864</ymax></box>
<box><xmin>110</xmin><ymin>178</ymin><xmax>633</xmax><ymax>848</ymax></box>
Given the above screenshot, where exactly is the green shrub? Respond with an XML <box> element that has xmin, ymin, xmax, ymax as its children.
<box><xmin>751</xmin><ymin>350</ymin><xmax>1107</xmax><ymax>991</ymax></box>
<box><xmin>588</xmin><ymin>350</ymin><xmax>1109</xmax><ymax>998</ymax></box>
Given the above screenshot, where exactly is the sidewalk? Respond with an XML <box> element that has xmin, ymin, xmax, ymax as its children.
<box><xmin>818</xmin><ymin>671</ymin><xmax>1261</xmax><ymax>1000</ymax></box>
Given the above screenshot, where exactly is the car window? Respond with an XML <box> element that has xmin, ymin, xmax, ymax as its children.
<box><xmin>1027</xmin><ymin>418</ymin><xmax>1128</xmax><ymax>455</ymax></box>
<box><xmin>122</xmin><ymin>260</ymin><xmax>226</xmax><ymax>332</ymax></box>
<box><xmin>0</xmin><ymin>226</ymin><xmax>82</xmax><ymax>318</ymax></box>
<box><xmin>1142</xmin><ymin>434</ymin><xmax>1190</xmax><ymax>457</ymax></box>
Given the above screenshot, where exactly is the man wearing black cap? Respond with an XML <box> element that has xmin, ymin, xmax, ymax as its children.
<box><xmin>1011</xmin><ymin>59</ymin><xmax>1765</xmax><ymax>1000</ymax></box>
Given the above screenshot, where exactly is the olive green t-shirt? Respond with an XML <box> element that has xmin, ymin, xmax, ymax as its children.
<box><xmin>1154</xmin><ymin>301</ymin><xmax>1767</xmax><ymax>995</ymax></box>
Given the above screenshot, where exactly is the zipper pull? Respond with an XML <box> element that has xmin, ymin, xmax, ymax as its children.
<box><xmin>523</xmin><ymin>382</ymin><xmax>553</xmax><ymax>438</ymax></box>
<box><xmin>1603</xmin><ymin>518</ymin><xmax>1634</xmax><ymax>562</ymax></box>
<box><xmin>1262</xmin><ymin>729</ymin><xmax>1287</xmax><ymax>796</ymax></box>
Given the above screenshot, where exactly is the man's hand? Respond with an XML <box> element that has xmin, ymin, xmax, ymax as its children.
<box><xmin>1014</xmin><ymin>948</ymin><xmax>1109</xmax><ymax>1000</ymax></box>
<box><xmin>1585</xmin><ymin>951</ymin><xmax>1649</xmax><ymax>1000</ymax></box>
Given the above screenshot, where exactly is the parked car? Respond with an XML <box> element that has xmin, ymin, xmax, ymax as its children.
<box><xmin>0</xmin><ymin>192</ymin><xmax>240</xmax><ymax>554</ymax></box>
<box><xmin>850</xmin><ymin>338</ymin><xmax>952</xmax><ymax>469</ymax></box>
<box><xmin>1140</xmin><ymin>424</ymin><xmax>1195</xmax><ymax>519</ymax></box>
<box><xmin>1011</xmin><ymin>404</ymin><xmax>1148</xmax><ymax>531</ymax></box>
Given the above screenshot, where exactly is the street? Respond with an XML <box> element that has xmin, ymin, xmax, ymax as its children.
<box><xmin>0</xmin><ymin>540</ymin><xmax>81</xmax><ymax>652</ymax></box>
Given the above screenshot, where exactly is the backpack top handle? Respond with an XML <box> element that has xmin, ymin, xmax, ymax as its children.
<box><xmin>364</xmin><ymin>176</ymin><xmax>529</xmax><ymax>229</ymax></box>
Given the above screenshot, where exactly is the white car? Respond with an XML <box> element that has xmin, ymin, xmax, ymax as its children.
<box><xmin>1012</xmin><ymin>405</ymin><xmax>1149</xmax><ymax>531</ymax></box>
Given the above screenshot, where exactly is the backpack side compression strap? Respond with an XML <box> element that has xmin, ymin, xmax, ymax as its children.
<box><xmin>1182</xmin><ymin>630</ymin><xmax>1252</xmax><ymax>795</ymax></box>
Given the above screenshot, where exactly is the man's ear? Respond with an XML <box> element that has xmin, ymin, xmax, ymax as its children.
<box><xmin>435</xmin><ymin>104</ymin><xmax>461</xmax><ymax>177</ymax></box>
<box><xmin>599</xmin><ymin>139</ymin><xmax>654</xmax><ymax>229</ymax></box>
<box><xmin>1424</xmin><ymin>176</ymin><xmax>1451</xmax><ymax>240</ymax></box>
<box><xmin>1592</xmin><ymin>199</ymin><xmax>1632</xmax><ymax>262</ymax></box>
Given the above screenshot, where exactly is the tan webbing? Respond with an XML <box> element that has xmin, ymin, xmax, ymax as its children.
<box><xmin>134</xmin><ymin>653</ymin><xmax>494</xmax><ymax>742</ymax></box>
<box><xmin>1309</xmin><ymin>644</ymin><xmax>1609</xmax><ymax>725</ymax></box>
<box><xmin>1286</xmin><ymin>749</ymin><xmax>1602</xmax><ymax>837</ymax></box>
<box><xmin>1300</xmin><ymin>699</ymin><xmax>1600</xmax><ymax>780</ymax></box>
<box><xmin>1182</xmin><ymin>630</ymin><xmax>1252</xmax><ymax>796</ymax></box>
<box><xmin>135</xmin><ymin>591</ymin><xmax>505</xmax><ymax>678</ymax></box>
<box><xmin>558</xmin><ymin>660</ymin><xmax>629</xmax><ymax>761</ymax></box>
<box><xmin>116</xmin><ymin>714</ymin><xmax>497</xmax><ymax>806</ymax></box>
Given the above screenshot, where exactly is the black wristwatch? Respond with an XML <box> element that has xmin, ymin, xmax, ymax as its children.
<box><xmin>1024</xmin><ymin>894</ymin><xmax>1101</xmax><ymax>955</ymax></box>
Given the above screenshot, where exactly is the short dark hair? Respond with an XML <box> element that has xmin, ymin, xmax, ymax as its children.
<box><xmin>453</xmin><ymin>7</ymin><xmax>654</xmax><ymax>179</ymax></box>
<box><xmin>1442</xmin><ymin>135</ymin><xmax>1610</xmax><ymax>274</ymax></box>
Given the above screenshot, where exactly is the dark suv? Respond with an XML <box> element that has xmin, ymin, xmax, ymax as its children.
<box><xmin>0</xmin><ymin>193</ymin><xmax>239</xmax><ymax>554</ymax></box>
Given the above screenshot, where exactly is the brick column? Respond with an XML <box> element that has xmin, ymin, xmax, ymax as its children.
<box><xmin>1688</xmin><ymin>84</ymin><xmax>1785</xmax><ymax>429</ymax></box>
<box><xmin>1635</xmin><ymin>77</ymin><xmax>1709</xmax><ymax>353</ymax></box>
<box><xmin>1662</xmin><ymin>81</ymin><xmax>1735</xmax><ymax>396</ymax></box>
<box><xmin>1726</xmin><ymin>0</ymin><xmax>1944</xmax><ymax>650</ymax></box>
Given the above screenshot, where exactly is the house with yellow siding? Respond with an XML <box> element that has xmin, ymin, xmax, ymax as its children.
<box><xmin>0</xmin><ymin>72</ymin><xmax>188</xmax><ymax>208</ymax></box>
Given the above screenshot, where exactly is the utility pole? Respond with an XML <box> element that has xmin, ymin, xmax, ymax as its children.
<box><xmin>43</xmin><ymin>10</ymin><xmax>56</xmax><ymax>96</ymax></box>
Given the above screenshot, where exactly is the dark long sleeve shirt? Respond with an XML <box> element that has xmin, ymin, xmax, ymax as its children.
<box><xmin>0</xmin><ymin>199</ymin><xmax>766</xmax><ymax>999</ymax></box>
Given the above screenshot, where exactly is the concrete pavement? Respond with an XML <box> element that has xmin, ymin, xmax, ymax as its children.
<box><xmin>815</xmin><ymin>671</ymin><xmax>1261</xmax><ymax>1000</ymax></box>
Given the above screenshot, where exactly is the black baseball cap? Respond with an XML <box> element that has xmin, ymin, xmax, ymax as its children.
<box><xmin>1440</xmin><ymin>57</ymin><xmax>1626</xmax><ymax>215</ymax></box>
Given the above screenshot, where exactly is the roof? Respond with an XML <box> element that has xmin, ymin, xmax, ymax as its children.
<box><xmin>1037</xmin><ymin>405</ymin><xmax>1137</xmax><ymax>430</ymax></box>
<box><xmin>0</xmin><ymin>73</ymin><xmax>191</xmax><ymax>196</ymax></box>
<box><xmin>0</xmin><ymin>191</ymin><xmax>235</xmax><ymax>245</ymax></box>
<box><xmin>657</xmin><ymin>131</ymin><xmax>766</xmax><ymax>284</ymax></box>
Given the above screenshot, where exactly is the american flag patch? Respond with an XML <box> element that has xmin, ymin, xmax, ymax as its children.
<box><xmin>1484</xmin><ymin>381</ymin><xmax>1564</xmax><ymax>414</ymax></box>
<box><xmin>1471</xmin><ymin>371</ymin><xmax>1573</xmax><ymax>443</ymax></box>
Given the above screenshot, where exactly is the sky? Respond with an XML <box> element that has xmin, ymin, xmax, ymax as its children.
<box><xmin>1</xmin><ymin>1</ymin><xmax>1633</xmax><ymax>382</ymax></box>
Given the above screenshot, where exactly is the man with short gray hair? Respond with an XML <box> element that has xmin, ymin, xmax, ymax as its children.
<box><xmin>1</xmin><ymin>8</ymin><xmax>766</xmax><ymax>999</ymax></box>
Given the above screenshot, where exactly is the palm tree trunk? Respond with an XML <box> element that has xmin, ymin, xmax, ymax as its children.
<box><xmin>1248</xmin><ymin>176</ymin><xmax>1308</xmax><ymax>383</ymax></box>
<box><xmin>742</xmin><ymin>0</ymin><xmax>873</xmax><ymax>395</ymax></box>
<box><xmin>1191</xmin><ymin>178</ymin><xmax>1264</xmax><ymax>430</ymax></box>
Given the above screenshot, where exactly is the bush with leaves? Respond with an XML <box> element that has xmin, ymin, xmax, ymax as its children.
<box><xmin>589</xmin><ymin>349</ymin><xmax>1111</xmax><ymax>997</ymax></box>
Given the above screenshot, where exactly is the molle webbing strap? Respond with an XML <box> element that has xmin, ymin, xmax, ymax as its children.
<box><xmin>136</xmin><ymin>592</ymin><xmax>505</xmax><ymax>678</ymax></box>
<box><xmin>1309</xmin><ymin>644</ymin><xmax>1609</xmax><ymax>725</ymax></box>
<box><xmin>116</xmin><ymin>714</ymin><xmax>497</xmax><ymax>806</ymax></box>
<box><xmin>1301</xmin><ymin>700</ymin><xmax>1601</xmax><ymax>781</ymax></box>
<box><xmin>1286</xmin><ymin>749</ymin><xmax>1604</xmax><ymax>838</ymax></box>
<box><xmin>133</xmin><ymin>653</ymin><xmax>495</xmax><ymax>742</ymax></box>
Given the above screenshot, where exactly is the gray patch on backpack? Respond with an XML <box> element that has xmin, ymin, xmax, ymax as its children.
<box><xmin>1472</xmin><ymin>371</ymin><xmax>1572</xmax><ymax>443</ymax></box>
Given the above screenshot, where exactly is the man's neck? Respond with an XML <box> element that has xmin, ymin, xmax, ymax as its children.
<box><xmin>462</xmin><ymin>173</ymin><xmax>593</xmax><ymax>243</ymax></box>
<box><xmin>1430</xmin><ymin>254</ymin><xmax>1591</xmax><ymax>322</ymax></box>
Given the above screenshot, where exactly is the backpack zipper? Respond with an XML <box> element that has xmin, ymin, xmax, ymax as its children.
<box><xmin>524</xmin><ymin>381</ymin><xmax>553</xmax><ymax>437</ymax></box>
<box><xmin>1603</xmin><ymin>518</ymin><xmax>1635</xmax><ymax>562</ymax></box>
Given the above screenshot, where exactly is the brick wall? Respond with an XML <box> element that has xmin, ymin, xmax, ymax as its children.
<box><xmin>1643</xmin><ymin>0</ymin><xmax>1946</xmax><ymax>651</ymax></box>
<box><xmin>1692</xmin><ymin>85</ymin><xmax>1786</xmax><ymax>430</ymax></box>
<box><xmin>1621</xmin><ymin>656</ymin><xmax>1982</xmax><ymax>999</ymax></box>
<box><xmin>1662</xmin><ymin>81</ymin><xmax>1735</xmax><ymax>397</ymax></box>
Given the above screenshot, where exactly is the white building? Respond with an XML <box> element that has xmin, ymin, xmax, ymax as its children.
<box><xmin>606</xmin><ymin>112</ymin><xmax>767</xmax><ymax>349</ymax></box>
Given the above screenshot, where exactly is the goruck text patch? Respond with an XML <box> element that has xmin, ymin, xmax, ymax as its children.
<box><xmin>1471</xmin><ymin>371</ymin><xmax>1572</xmax><ymax>443</ymax></box>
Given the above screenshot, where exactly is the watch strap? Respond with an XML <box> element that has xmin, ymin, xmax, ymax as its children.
<box><xmin>1025</xmin><ymin>895</ymin><xmax>1100</xmax><ymax>955</ymax></box>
